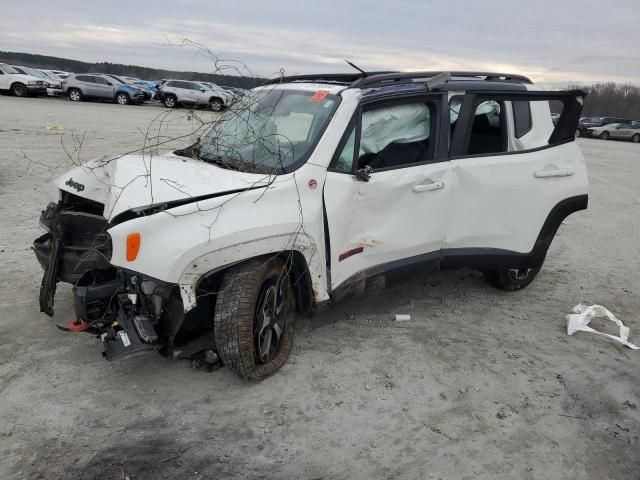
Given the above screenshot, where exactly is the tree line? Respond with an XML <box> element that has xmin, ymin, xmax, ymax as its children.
<box><xmin>0</xmin><ymin>51</ymin><xmax>265</xmax><ymax>88</ymax></box>
<box><xmin>572</xmin><ymin>82</ymin><xmax>640</xmax><ymax>119</ymax></box>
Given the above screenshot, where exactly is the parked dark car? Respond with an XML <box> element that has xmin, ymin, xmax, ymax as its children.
<box><xmin>577</xmin><ymin>116</ymin><xmax>633</xmax><ymax>137</ymax></box>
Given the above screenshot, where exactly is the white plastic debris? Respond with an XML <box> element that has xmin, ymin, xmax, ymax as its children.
<box><xmin>395</xmin><ymin>314</ymin><xmax>411</xmax><ymax>322</ymax></box>
<box><xmin>566</xmin><ymin>304</ymin><xmax>639</xmax><ymax>350</ymax></box>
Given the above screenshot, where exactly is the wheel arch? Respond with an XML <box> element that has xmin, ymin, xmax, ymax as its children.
<box><xmin>182</xmin><ymin>249</ymin><xmax>318</xmax><ymax>316</ymax></box>
<box><xmin>10</xmin><ymin>81</ymin><xmax>26</xmax><ymax>93</ymax></box>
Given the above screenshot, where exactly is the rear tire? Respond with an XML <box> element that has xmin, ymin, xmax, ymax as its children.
<box><xmin>599</xmin><ymin>131</ymin><xmax>610</xmax><ymax>140</ymax></box>
<box><xmin>11</xmin><ymin>83</ymin><xmax>27</xmax><ymax>97</ymax></box>
<box><xmin>164</xmin><ymin>94</ymin><xmax>177</xmax><ymax>108</ymax></box>
<box><xmin>483</xmin><ymin>267</ymin><xmax>541</xmax><ymax>292</ymax></box>
<box><xmin>214</xmin><ymin>257</ymin><xmax>295</xmax><ymax>380</ymax></box>
<box><xmin>575</xmin><ymin>129</ymin><xmax>581</xmax><ymax>138</ymax></box>
<box><xmin>68</xmin><ymin>89</ymin><xmax>82</xmax><ymax>102</ymax></box>
<box><xmin>632</xmin><ymin>134</ymin><xmax>640</xmax><ymax>143</ymax></box>
<box><xmin>115</xmin><ymin>92</ymin><xmax>130</xmax><ymax>105</ymax></box>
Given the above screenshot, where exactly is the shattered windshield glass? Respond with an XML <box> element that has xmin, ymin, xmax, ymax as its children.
<box><xmin>198</xmin><ymin>88</ymin><xmax>339</xmax><ymax>173</ymax></box>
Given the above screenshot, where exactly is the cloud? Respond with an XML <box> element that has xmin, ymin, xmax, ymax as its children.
<box><xmin>1</xmin><ymin>0</ymin><xmax>638</xmax><ymax>84</ymax></box>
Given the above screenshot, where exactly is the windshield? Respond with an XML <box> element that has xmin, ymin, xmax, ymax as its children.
<box><xmin>198</xmin><ymin>88</ymin><xmax>339</xmax><ymax>173</ymax></box>
<box><xmin>0</xmin><ymin>63</ymin><xmax>18</xmax><ymax>74</ymax></box>
<box><xmin>108</xmin><ymin>75</ymin><xmax>125</xmax><ymax>84</ymax></box>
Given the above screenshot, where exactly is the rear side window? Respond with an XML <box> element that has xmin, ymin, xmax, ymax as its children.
<box><xmin>76</xmin><ymin>75</ymin><xmax>94</xmax><ymax>83</ymax></box>
<box><xmin>512</xmin><ymin>101</ymin><xmax>532</xmax><ymax>138</ymax></box>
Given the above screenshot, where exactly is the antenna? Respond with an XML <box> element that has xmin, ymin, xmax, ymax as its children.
<box><xmin>345</xmin><ymin>60</ymin><xmax>367</xmax><ymax>75</ymax></box>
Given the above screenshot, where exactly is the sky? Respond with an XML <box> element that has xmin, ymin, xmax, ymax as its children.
<box><xmin>1</xmin><ymin>0</ymin><xmax>639</xmax><ymax>85</ymax></box>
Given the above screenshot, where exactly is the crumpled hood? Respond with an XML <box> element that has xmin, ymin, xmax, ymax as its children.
<box><xmin>55</xmin><ymin>152</ymin><xmax>272</xmax><ymax>221</ymax></box>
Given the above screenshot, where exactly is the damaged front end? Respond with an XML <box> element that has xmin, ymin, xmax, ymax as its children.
<box><xmin>33</xmin><ymin>191</ymin><xmax>217</xmax><ymax>362</ymax></box>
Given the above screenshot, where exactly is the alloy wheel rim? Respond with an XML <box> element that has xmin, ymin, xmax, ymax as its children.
<box><xmin>254</xmin><ymin>279</ymin><xmax>287</xmax><ymax>364</ymax></box>
<box><xmin>508</xmin><ymin>268</ymin><xmax>532</xmax><ymax>281</ymax></box>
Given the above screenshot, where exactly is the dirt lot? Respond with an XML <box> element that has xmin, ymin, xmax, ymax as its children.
<box><xmin>1</xmin><ymin>96</ymin><xmax>639</xmax><ymax>480</ymax></box>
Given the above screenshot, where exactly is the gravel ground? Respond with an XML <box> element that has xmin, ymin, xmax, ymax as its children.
<box><xmin>1</xmin><ymin>96</ymin><xmax>639</xmax><ymax>480</ymax></box>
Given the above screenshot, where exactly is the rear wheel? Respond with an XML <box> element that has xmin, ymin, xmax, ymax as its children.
<box><xmin>164</xmin><ymin>94</ymin><xmax>177</xmax><ymax>108</ymax></box>
<box><xmin>599</xmin><ymin>131</ymin><xmax>610</xmax><ymax>140</ymax></box>
<box><xmin>632</xmin><ymin>133</ymin><xmax>640</xmax><ymax>143</ymax></box>
<box><xmin>11</xmin><ymin>83</ymin><xmax>27</xmax><ymax>97</ymax></box>
<box><xmin>214</xmin><ymin>257</ymin><xmax>295</xmax><ymax>380</ymax></box>
<box><xmin>575</xmin><ymin>129</ymin><xmax>581</xmax><ymax>138</ymax></box>
<box><xmin>68</xmin><ymin>89</ymin><xmax>82</xmax><ymax>102</ymax></box>
<box><xmin>483</xmin><ymin>267</ymin><xmax>541</xmax><ymax>292</ymax></box>
<box><xmin>115</xmin><ymin>92</ymin><xmax>130</xmax><ymax>105</ymax></box>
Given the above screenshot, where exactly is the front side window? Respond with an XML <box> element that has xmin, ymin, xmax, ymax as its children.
<box><xmin>332</xmin><ymin>102</ymin><xmax>433</xmax><ymax>173</ymax></box>
<box><xmin>198</xmin><ymin>88</ymin><xmax>339</xmax><ymax>173</ymax></box>
<box><xmin>94</xmin><ymin>77</ymin><xmax>111</xmax><ymax>85</ymax></box>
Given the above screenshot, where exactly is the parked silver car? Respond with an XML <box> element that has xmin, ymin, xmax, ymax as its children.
<box><xmin>157</xmin><ymin>79</ymin><xmax>231</xmax><ymax>110</ymax></box>
<box><xmin>62</xmin><ymin>73</ymin><xmax>146</xmax><ymax>105</ymax></box>
<box><xmin>587</xmin><ymin>123</ymin><xmax>640</xmax><ymax>142</ymax></box>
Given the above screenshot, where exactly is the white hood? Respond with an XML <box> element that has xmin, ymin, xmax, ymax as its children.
<box><xmin>55</xmin><ymin>152</ymin><xmax>273</xmax><ymax>221</ymax></box>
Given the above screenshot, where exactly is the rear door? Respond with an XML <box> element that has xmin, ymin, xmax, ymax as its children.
<box><xmin>78</xmin><ymin>75</ymin><xmax>98</xmax><ymax>97</ymax></box>
<box><xmin>323</xmin><ymin>93</ymin><xmax>452</xmax><ymax>293</ymax></box>
<box><xmin>446</xmin><ymin>90</ymin><xmax>588</xmax><ymax>256</ymax></box>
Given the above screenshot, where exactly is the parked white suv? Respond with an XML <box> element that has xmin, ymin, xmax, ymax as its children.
<box><xmin>158</xmin><ymin>79</ymin><xmax>231</xmax><ymax>110</ymax></box>
<box><xmin>34</xmin><ymin>71</ymin><xmax>588</xmax><ymax>380</ymax></box>
<box><xmin>0</xmin><ymin>63</ymin><xmax>48</xmax><ymax>97</ymax></box>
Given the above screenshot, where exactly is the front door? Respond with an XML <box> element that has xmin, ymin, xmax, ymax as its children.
<box><xmin>323</xmin><ymin>94</ymin><xmax>451</xmax><ymax>291</ymax></box>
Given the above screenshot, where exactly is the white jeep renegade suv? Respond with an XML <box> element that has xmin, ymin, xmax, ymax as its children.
<box><xmin>34</xmin><ymin>71</ymin><xmax>588</xmax><ymax>380</ymax></box>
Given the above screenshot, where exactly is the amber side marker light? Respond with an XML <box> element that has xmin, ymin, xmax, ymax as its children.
<box><xmin>126</xmin><ymin>233</ymin><xmax>141</xmax><ymax>261</ymax></box>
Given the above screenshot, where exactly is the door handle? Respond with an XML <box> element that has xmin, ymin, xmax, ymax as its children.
<box><xmin>534</xmin><ymin>168</ymin><xmax>574</xmax><ymax>178</ymax></box>
<box><xmin>412</xmin><ymin>181</ymin><xmax>445</xmax><ymax>193</ymax></box>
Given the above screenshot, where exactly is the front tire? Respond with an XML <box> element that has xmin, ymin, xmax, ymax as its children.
<box><xmin>209</xmin><ymin>98</ymin><xmax>224</xmax><ymax>111</ymax></box>
<box><xmin>115</xmin><ymin>92</ymin><xmax>130</xmax><ymax>105</ymax></box>
<box><xmin>163</xmin><ymin>94</ymin><xmax>177</xmax><ymax>108</ymax></box>
<box><xmin>632</xmin><ymin>134</ymin><xmax>640</xmax><ymax>143</ymax></box>
<box><xmin>483</xmin><ymin>267</ymin><xmax>541</xmax><ymax>292</ymax></box>
<box><xmin>214</xmin><ymin>257</ymin><xmax>295</xmax><ymax>380</ymax></box>
<box><xmin>68</xmin><ymin>89</ymin><xmax>82</xmax><ymax>102</ymax></box>
<box><xmin>599</xmin><ymin>131</ymin><xmax>610</xmax><ymax>140</ymax></box>
<box><xmin>575</xmin><ymin>129</ymin><xmax>582</xmax><ymax>138</ymax></box>
<box><xmin>11</xmin><ymin>83</ymin><xmax>27</xmax><ymax>97</ymax></box>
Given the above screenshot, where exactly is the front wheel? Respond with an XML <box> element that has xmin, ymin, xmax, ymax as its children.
<box><xmin>600</xmin><ymin>131</ymin><xmax>610</xmax><ymax>140</ymax></box>
<box><xmin>163</xmin><ymin>94</ymin><xmax>177</xmax><ymax>108</ymax></box>
<box><xmin>575</xmin><ymin>129</ymin><xmax>582</xmax><ymax>138</ymax></box>
<box><xmin>632</xmin><ymin>134</ymin><xmax>640</xmax><ymax>143</ymax></box>
<box><xmin>115</xmin><ymin>92</ymin><xmax>130</xmax><ymax>105</ymax></box>
<box><xmin>483</xmin><ymin>267</ymin><xmax>541</xmax><ymax>292</ymax></box>
<box><xmin>68</xmin><ymin>89</ymin><xmax>82</xmax><ymax>102</ymax></box>
<box><xmin>214</xmin><ymin>257</ymin><xmax>295</xmax><ymax>380</ymax></box>
<box><xmin>11</xmin><ymin>83</ymin><xmax>27</xmax><ymax>97</ymax></box>
<box><xmin>210</xmin><ymin>98</ymin><xmax>224</xmax><ymax>111</ymax></box>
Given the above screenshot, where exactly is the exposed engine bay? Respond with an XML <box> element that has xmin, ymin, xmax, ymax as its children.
<box><xmin>33</xmin><ymin>191</ymin><xmax>218</xmax><ymax>363</ymax></box>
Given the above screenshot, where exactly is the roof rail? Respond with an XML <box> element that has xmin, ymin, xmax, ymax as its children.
<box><xmin>263</xmin><ymin>70</ymin><xmax>532</xmax><ymax>88</ymax></box>
<box><xmin>351</xmin><ymin>71</ymin><xmax>532</xmax><ymax>88</ymax></box>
